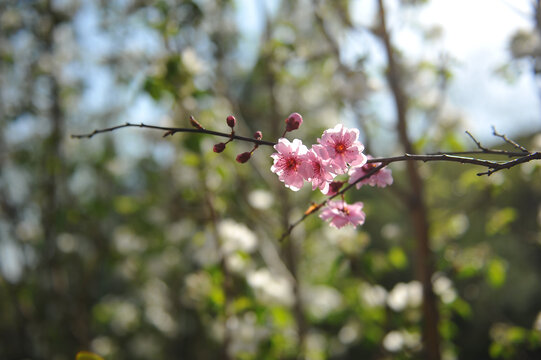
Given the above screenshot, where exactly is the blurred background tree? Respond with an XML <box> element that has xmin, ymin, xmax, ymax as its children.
<box><xmin>1</xmin><ymin>0</ymin><xmax>540</xmax><ymax>359</ymax></box>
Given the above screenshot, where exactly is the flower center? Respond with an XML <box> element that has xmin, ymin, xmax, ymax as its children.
<box><xmin>335</xmin><ymin>143</ymin><xmax>346</xmax><ymax>154</ymax></box>
<box><xmin>286</xmin><ymin>157</ymin><xmax>297</xmax><ymax>170</ymax></box>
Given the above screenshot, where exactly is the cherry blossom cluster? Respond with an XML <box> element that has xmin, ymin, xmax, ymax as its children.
<box><xmin>270</xmin><ymin>115</ymin><xmax>393</xmax><ymax>229</ymax></box>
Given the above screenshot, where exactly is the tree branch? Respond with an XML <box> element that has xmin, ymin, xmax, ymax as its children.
<box><xmin>71</xmin><ymin>122</ymin><xmax>536</xmax><ymax>174</ymax></box>
<box><xmin>71</xmin><ymin>121</ymin><xmax>541</xmax><ymax>237</ymax></box>
<box><xmin>71</xmin><ymin>122</ymin><xmax>276</xmax><ymax>147</ymax></box>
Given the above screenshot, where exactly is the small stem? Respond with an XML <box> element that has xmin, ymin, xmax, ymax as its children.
<box><xmin>492</xmin><ymin>126</ymin><xmax>529</xmax><ymax>153</ymax></box>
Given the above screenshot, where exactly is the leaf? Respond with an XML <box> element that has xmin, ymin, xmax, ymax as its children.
<box><xmin>76</xmin><ymin>351</ymin><xmax>104</xmax><ymax>360</ymax></box>
<box><xmin>388</xmin><ymin>247</ymin><xmax>408</xmax><ymax>269</ymax></box>
<box><xmin>486</xmin><ymin>208</ymin><xmax>517</xmax><ymax>235</ymax></box>
<box><xmin>487</xmin><ymin>259</ymin><xmax>507</xmax><ymax>288</ymax></box>
<box><xmin>113</xmin><ymin>196</ymin><xmax>139</xmax><ymax>215</ymax></box>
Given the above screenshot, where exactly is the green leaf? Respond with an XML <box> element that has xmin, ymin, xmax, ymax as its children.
<box><xmin>113</xmin><ymin>196</ymin><xmax>139</xmax><ymax>215</ymax></box>
<box><xmin>76</xmin><ymin>351</ymin><xmax>104</xmax><ymax>360</ymax></box>
<box><xmin>388</xmin><ymin>247</ymin><xmax>408</xmax><ymax>269</ymax></box>
<box><xmin>487</xmin><ymin>259</ymin><xmax>507</xmax><ymax>288</ymax></box>
<box><xmin>486</xmin><ymin>208</ymin><xmax>517</xmax><ymax>235</ymax></box>
<box><xmin>489</xmin><ymin>342</ymin><xmax>504</xmax><ymax>358</ymax></box>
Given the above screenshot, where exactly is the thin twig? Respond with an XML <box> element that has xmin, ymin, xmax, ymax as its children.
<box><xmin>71</xmin><ymin>122</ymin><xmax>276</xmax><ymax>147</ymax></box>
<box><xmin>429</xmin><ymin>150</ymin><xmax>528</xmax><ymax>157</ymax></box>
<box><xmin>465</xmin><ymin>130</ymin><xmax>491</xmax><ymax>151</ymax></box>
<box><xmin>366</xmin><ymin>153</ymin><xmax>541</xmax><ymax>173</ymax></box>
<box><xmin>492</xmin><ymin>126</ymin><xmax>529</xmax><ymax>153</ymax></box>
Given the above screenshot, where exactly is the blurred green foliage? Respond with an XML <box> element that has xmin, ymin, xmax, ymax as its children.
<box><xmin>1</xmin><ymin>1</ymin><xmax>541</xmax><ymax>360</ymax></box>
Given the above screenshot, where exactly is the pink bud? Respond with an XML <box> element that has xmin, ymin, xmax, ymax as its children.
<box><xmin>213</xmin><ymin>143</ymin><xmax>226</xmax><ymax>153</ymax></box>
<box><xmin>226</xmin><ymin>115</ymin><xmax>236</xmax><ymax>128</ymax></box>
<box><xmin>254</xmin><ymin>131</ymin><xmax>263</xmax><ymax>140</ymax></box>
<box><xmin>285</xmin><ymin>112</ymin><xmax>303</xmax><ymax>132</ymax></box>
<box><xmin>236</xmin><ymin>152</ymin><xmax>251</xmax><ymax>163</ymax></box>
<box><xmin>326</xmin><ymin>181</ymin><xmax>345</xmax><ymax>196</ymax></box>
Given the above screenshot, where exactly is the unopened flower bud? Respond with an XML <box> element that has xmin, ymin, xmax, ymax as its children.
<box><xmin>285</xmin><ymin>112</ymin><xmax>303</xmax><ymax>132</ymax></box>
<box><xmin>213</xmin><ymin>142</ymin><xmax>226</xmax><ymax>153</ymax></box>
<box><xmin>254</xmin><ymin>131</ymin><xmax>263</xmax><ymax>140</ymax></box>
<box><xmin>236</xmin><ymin>152</ymin><xmax>251</xmax><ymax>163</ymax></box>
<box><xmin>226</xmin><ymin>115</ymin><xmax>236</xmax><ymax>128</ymax></box>
<box><xmin>326</xmin><ymin>181</ymin><xmax>345</xmax><ymax>196</ymax></box>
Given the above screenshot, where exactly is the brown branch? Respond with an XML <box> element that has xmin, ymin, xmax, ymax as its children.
<box><xmin>71</xmin><ymin>122</ymin><xmax>541</xmax><ymax>237</ymax></box>
<box><xmin>429</xmin><ymin>149</ymin><xmax>528</xmax><ymax>157</ymax></box>
<box><xmin>368</xmin><ymin>153</ymin><xmax>541</xmax><ymax>175</ymax></box>
<box><xmin>71</xmin><ymin>122</ymin><xmax>276</xmax><ymax>147</ymax></box>
<box><xmin>71</xmin><ymin>122</ymin><xmax>535</xmax><ymax>172</ymax></box>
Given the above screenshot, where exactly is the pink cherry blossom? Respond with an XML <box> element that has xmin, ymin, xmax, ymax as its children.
<box><xmin>271</xmin><ymin>138</ymin><xmax>309</xmax><ymax>191</ymax></box>
<box><xmin>319</xmin><ymin>200</ymin><xmax>366</xmax><ymax>228</ymax></box>
<box><xmin>303</xmin><ymin>145</ymin><xmax>335</xmax><ymax>193</ymax></box>
<box><xmin>318</xmin><ymin>124</ymin><xmax>366</xmax><ymax>173</ymax></box>
<box><xmin>348</xmin><ymin>156</ymin><xmax>393</xmax><ymax>189</ymax></box>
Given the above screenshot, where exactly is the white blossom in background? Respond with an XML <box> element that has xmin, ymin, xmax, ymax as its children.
<box><xmin>193</xmin><ymin>232</ymin><xmax>220</xmax><ymax>266</ymax></box>
<box><xmin>383</xmin><ymin>330</ymin><xmax>404</xmax><ymax>352</ymax></box>
<box><xmin>142</xmin><ymin>279</ymin><xmax>178</xmax><ymax>337</ymax></box>
<box><xmin>303</xmin><ymin>286</ymin><xmax>342</xmax><ymax>320</ymax></box>
<box><xmin>129</xmin><ymin>334</ymin><xmax>160</xmax><ymax>359</ymax></box>
<box><xmin>95</xmin><ymin>297</ymin><xmax>140</xmax><ymax>335</ymax></box>
<box><xmin>183</xmin><ymin>271</ymin><xmax>212</xmax><ymax>304</ymax></box>
<box><xmin>534</xmin><ymin>312</ymin><xmax>541</xmax><ymax>331</ymax></box>
<box><xmin>91</xmin><ymin>336</ymin><xmax>115</xmax><ymax>358</ymax></box>
<box><xmin>305</xmin><ymin>332</ymin><xmax>327</xmax><ymax>360</ymax></box>
<box><xmin>56</xmin><ymin>233</ymin><xmax>77</xmax><ymax>253</ymax></box>
<box><xmin>247</xmin><ymin>268</ymin><xmax>294</xmax><ymax>306</ymax></box>
<box><xmin>225</xmin><ymin>252</ymin><xmax>252</xmax><ymax>275</ymax></box>
<box><xmin>113</xmin><ymin>226</ymin><xmax>147</xmax><ymax>254</ymax></box>
<box><xmin>181</xmin><ymin>47</ymin><xmax>206</xmax><ymax>74</ymax></box>
<box><xmin>381</xmin><ymin>223</ymin><xmax>401</xmax><ymax>240</ymax></box>
<box><xmin>359</xmin><ymin>283</ymin><xmax>388</xmax><ymax>308</ymax></box>
<box><xmin>387</xmin><ymin>281</ymin><xmax>423</xmax><ymax>311</ymax></box>
<box><xmin>432</xmin><ymin>274</ymin><xmax>457</xmax><ymax>304</ymax></box>
<box><xmin>165</xmin><ymin>219</ymin><xmax>195</xmax><ymax>244</ymax></box>
<box><xmin>383</xmin><ymin>329</ymin><xmax>422</xmax><ymax>352</ymax></box>
<box><xmin>226</xmin><ymin>312</ymin><xmax>269</xmax><ymax>357</ymax></box>
<box><xmin>338</xmin><ymin>321</ymin><xmax>360</xmax><ymax>345</ymax></box>
<box><xmin>218</xmin><ymin>219</ymin><xmax>257</xmax><ymax>254</ymax></box>
<box><xmin>324</xmin><ymin>226</ymin><xmax>369</xmax><ymax>255</ymax></box>
<box><xmin>248</xmin><ymin>189</ymin><xmax>274</xmax><ymax>210</ymax></box>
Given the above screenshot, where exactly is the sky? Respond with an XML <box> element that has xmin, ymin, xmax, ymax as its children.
<box><xmin>416</xmin><ymin>0</ymin><xmax>540</xmax><ymax>140</ymax></box>
<box><xmin>236</xmin><ymin>0</ymin><xmax>541</xmax><ymax>143</ymax></box>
